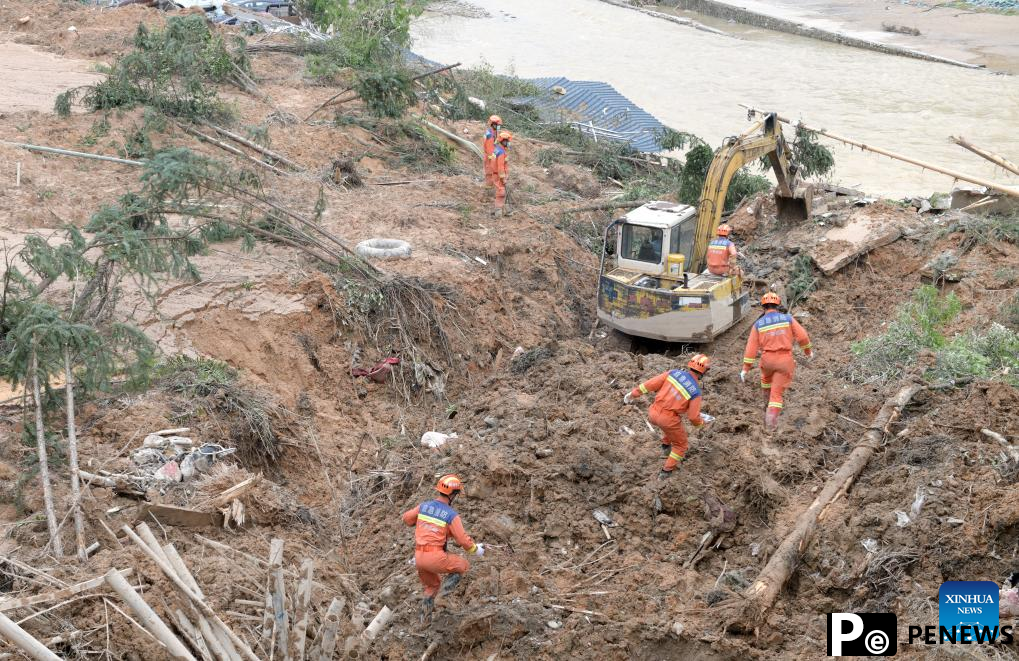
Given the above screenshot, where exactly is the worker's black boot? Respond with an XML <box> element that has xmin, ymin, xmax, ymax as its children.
<box><xmin>661</xmin><ymin>444</ymin><xmax>671</xmax><ymax>456</ymax></box>
<box><xmin>439</xmin><ymin>573</ymin><xmax>462</xmax><ymax>597</ymax></box>
<box><xmin>420</xmin><ymin>596</ymin><xmax>434</xmax><ymax>624</ymax></box>
<box><xmin>658</xmin><ymin>469</ymin><xmax>674</xmax><ymax>480</ymax></box>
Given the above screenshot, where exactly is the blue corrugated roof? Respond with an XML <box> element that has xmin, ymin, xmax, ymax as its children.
<box><xmin>405</xmin><ymin>53</ymin><xmax>668</xmax><ymax>153</ymax></box>
<box><xmin>519</xmin><ymin>77</ymin><xmax>667</xmax><ymax>153</ymax></box>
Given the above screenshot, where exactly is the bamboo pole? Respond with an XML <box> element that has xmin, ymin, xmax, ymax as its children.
<box><xmin>361</xmin><ymin>606</ymin><xmax>393</xmax><ymax>644</ymax></box>
<box><xmin>736</xmin><ymin>383</ymin><xmax>923</xmax><ymax>624</ymax></box>
<box><xmin>173</xmin><ymin>610</ymin><xmax>215</xmax><ymax>661</ymax></box>
<box><xmin>291</xmin><ymin>559</ymin><xmax>314</xmax><ymax>660</ymax></box>
<box><xmin>951</xmin><ymin>136</ymin><xmax>1019</xmax><ymax>178</ymax></box>
<box><xmin>135</xmin><ymin>522</ymin><xmax>170</xmax><ymax>566</ymax></box>
<box><xmin>566</xmin><ymin>198</ymin><xmax>651</xmax><ymax>213</ymax></box>
<box><xmin>0</xmin><ymin>612</ymin><xmax>61</xmax><ymax>661</ymax></box>
<box><xmin>0</xmin><ymin>140</ymin><xmax>144</xmax><ymax>166</ymax></box>
<box><xmin>177</xmin><ymin>123</ymin><xmax>288</xmax><ymax>176</ymax></box>
<box><xmin>63</xmin><ymin>348</ymin><xmax>86</xmax><ymax>562</ymax></box>
<box><xmin>315</xmin><ymin>597</ymin><xmax>344</xmax><ymax>661</ymax></box>
<box><xmin>31</xmin><ymin>342</ymin><xmax>62</xmax><ymax>557</ymax></box>
<box><xmin>0</xmin><ymin>569</ymin><xmax>132</xmax><ymax>612</ymax></box>
<box><xmin>268</xmin><ymin>538</ymin><xmax>290</xmax><ymax>660</ymax></box>
<box><xmin>105</xmin><ymin>568</ymin><xmax>196</xmax><ymax>660</ymax></box>
<box><xmin>120</xmin><ymin>526</ymin><xmax>260</xmax><ymax>661</ymax></box>
<box><xmin>742</xmin><ymin>106</ymin><xmax>1019</xmax><ymax>199</ymax></box>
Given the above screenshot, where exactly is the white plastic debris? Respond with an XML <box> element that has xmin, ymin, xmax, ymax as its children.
<box><xmin>672</xmin><ymin>621</ymin><xmax>685</xmax><ymax>636</ymax></box>
<box><xmin>861</xmin><ymin>538</ymin><xmax>879</xmax><ymax>554</ymax></box>
<box><xmin>420</xmin><ymin>431</ymin><xmax>458</xmax><ymax>449</ymax></box>
<box><xmin>750</xmin><ymin>543</ymin><xmax>760</xmax><ymax>557</ymax></box>
<box><xmin>593</xmin><ymin>509</ymin><xmax>614</xmax><ymax>527</ymax></box>
<box><xmin>546</xmin><ymin>620</ymin><xmax>562</xmax><ymax>630</ymax></box>
<box><xmin>910</xmin><ymin>486</ymin><xmax>927</xmax><ymax>519</ymax></box>
<box><xmin>620</xmin><ymin>426</ymin><xmax>635</xmax><ymax>436</ymax></box>
<box><xmin>895</xmin><ymin>511</ymin><xmax>911</xmax><ymax>527</ymax></box>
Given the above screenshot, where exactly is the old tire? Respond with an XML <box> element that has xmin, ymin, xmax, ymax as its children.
<box><xmin>355</xmin><ymin>238</ymin><xmax>412</xmax><ymax>260</ymax></box>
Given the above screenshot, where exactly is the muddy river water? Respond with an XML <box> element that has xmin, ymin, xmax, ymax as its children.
<box><xmin>412</xmin><ymin>0</ymin><xmax>1019</xmax><ymax>198</ymax></box>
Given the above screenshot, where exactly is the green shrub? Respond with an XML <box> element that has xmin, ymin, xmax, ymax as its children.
<box><xmin>297</xmin><ymin>0</ymin><xmax>424</xmax><ymax>66</ymax></box>
<box><xmin>56</xmin><ymin>15</ymin><xmax>249</xmax><ymax>120</ymax></box>
<box><xmin>850</xmin><ymin>285</ymin><xmax>1018</xmax><ymax>385</ymax></box>
<box><xmin>355</xmin><ymin>68</ymin><xmax>417</xmax><ymax>118</ymax></box>
<box><xmin>791</xmin><ymin>125</ymin><xmax>834</xmax><ymax>179</ymax></box>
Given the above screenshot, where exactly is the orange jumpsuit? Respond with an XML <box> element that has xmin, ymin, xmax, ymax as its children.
<box><xmin>483</xmin><ymin>127</ymin><xmax>498</xmax><ymax>187</ymax></box>
<box><xmin>630</xmin><ymin>369</ymin><xmax>705</xmax><ymax>472</ymax></box>
<box><xmin>402</xmin><ymin>498</ymin><xmax>478</xmax><ymax>598</ymax></box>
<box><xmin>493</xmin><ymin>144</ymin><xmax>508</xmax><ymax>209</ymax></box>
<box><xmin>706</xmin><ymin>237</ymin><xmax>737</xmax><ymax>275</ymax></box>
<box><xmin>742</xmin><ymin>311</ymin><xmax>811</xmax><ymax>418</ymax></box>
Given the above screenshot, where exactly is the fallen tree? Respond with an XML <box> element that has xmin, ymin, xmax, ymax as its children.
<box><xmin>731</xmin><ymin>382</ymin><xmax>924</xmax><ymax>627</ymax></box>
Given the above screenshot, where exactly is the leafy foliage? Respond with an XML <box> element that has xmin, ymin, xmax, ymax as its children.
<box><xmin>355</xmin><ymin>68</ymin><xmax>417</xmax><ymax>118</ymax></box>
<box><xmin>791</xmin><ymin>125</ymin><xmax>835</xmax><ymax>179</ymax></box>
<box><xmin>56</xmin><ymin>16</ymin><xmax>249</xmax><ymax>120</ymax></box>
<box><xmin>296</xmin><ymin>0</ymin><xmax>425</xmax><ymax>66</ymax></box>
<box><xmin>786</xmin><ymin>254</ymin><xmax>817</xmax><ymax>307</ymax></box>
<box><xmin>850</xmin><ymin>285</ymin><xmax>1018</xmax><ymax>385</ymax></box>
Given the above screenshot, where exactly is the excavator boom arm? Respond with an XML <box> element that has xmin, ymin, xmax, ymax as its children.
<box><xmin>690</xmin><ymin>113</ymin><xmax>799</xmax><ymax>271</ymax></box>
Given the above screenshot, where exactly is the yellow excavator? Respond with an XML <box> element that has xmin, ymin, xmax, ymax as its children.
<box><xmin>596</xmin><ymin>112</ymin><xmax>812</xmax><ymax>342</ymax></box>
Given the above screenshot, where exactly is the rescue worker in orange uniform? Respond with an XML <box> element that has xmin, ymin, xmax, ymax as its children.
<box><xmin>493</xmin><ymin>130</ymin><xmax>511</xmax><ymax>215</ymax></box>
<box><xmin>706</xmin><ymin>224</ymin><xmax>739</xmax><ymax>276</ymax></box>
<box><xmin>482</xmin><ymin>115</ymin><xmax>502</xmax><ymax>191</ymax></box>
<box><xmin>401</xmin><ymin>474</ymin><xmax>484</xmax><ymax>622</ymax></box>
<box><xmin>740</xmin><ymin>292</ymin><xmax>813</xmax><ymax>429</ymax></box>
<box><xmin>624</xmin><ymin>354</ymin><xmax>715</xmax><ymax>479</ymax></box>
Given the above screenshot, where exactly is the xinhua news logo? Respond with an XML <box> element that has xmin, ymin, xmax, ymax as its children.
<box><xmin>827</xmin><ymin>613</ymin><xmax>897</xmax><ymax>656</ymax></box>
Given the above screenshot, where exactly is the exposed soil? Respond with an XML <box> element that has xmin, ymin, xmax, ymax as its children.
<box><xmin>1</xmin><ymin>2</ymin><xmax>1018</xmax><ymax>660</ymax></box>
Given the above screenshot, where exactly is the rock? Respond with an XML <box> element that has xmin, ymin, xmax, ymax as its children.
<box><xmin>546</xmin><ymin>620</ymin><xmax>562</xmax><ymax>630</ymax></box>
<box><xmin>573</xmin><ymin>462</ymin><xmax>594</xmax><ymax>480</ymax></box>
<box><xmin>672</xmin><ymin>621</ymin><xmax>684</xmax><ymax>636</ymax></box>
<box><xmin>534</xmin><ymin>448</ymin><xmax>553</xmax><ymax>458</ymax></box>
<box><xmin>483</xmin><ymin>416</ymin><xmax>500</xmax><ymax>429</ymax></box>
<box><xmin>946</xmin><ymin>517</ymin><xmax>965</xmax><ymax>527</ymax></box>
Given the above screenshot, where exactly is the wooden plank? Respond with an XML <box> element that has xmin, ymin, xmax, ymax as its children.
<box><xmin>137</xmin><ymin>505</ymin><xmax>223</xmax><ymax>528</ymax></box>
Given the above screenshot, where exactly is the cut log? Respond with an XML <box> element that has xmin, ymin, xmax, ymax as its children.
<box><xmin>735</xmin><ymin>383</ymin><xmax>923</xmax><ymax>625</ymax></box>
<box><xmin>31</xmin><ymin>344</ymin><xmax>62</xmax><ymax>557</ymax></box>
<box><xmin>199</xmin><ymin>122</ymin><xmax>305</xmax><ymax>172</ymax></box>
<box><xmin>64</xmin><ymin>348</ymin><xmax>86</xmax><ymax>562</ymax></box>
<box><xmin>105</xmin><ymin>568</ymin><xmax>196</xmax><ymax>660</ymax></box>
<box><xmin>566</xmin><ymin>198</ymin><xmax>650</xmax><ymax>213</ymax></box>
<box><xmin>0</xmin><ymin>612</ymin><xmax>61</xmax><ymax>661</ymax></box>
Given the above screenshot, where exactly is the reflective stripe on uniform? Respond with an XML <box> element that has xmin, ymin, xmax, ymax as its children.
<box><xmin>467</xmin><ymin>544</ymin><xmax>478</xmax><ymax>554</ymax></box>
<box><xmin>666</xmin><ymin>375</ymin><xmax>692</xmax><ymax>400</ymax></box>
<box><xmin>761</xmin><ymin>382</ymin><xmax>771</xmax><ymax>389</ymax></box>
<box><xmin>707</xmin><ymin>245</ymin><xmax>728</xmax><ymax>251</ymax></box>
<box><xmin>743</xmin><ymin>357</ymin><xmax>756</xmax><ymax>364</ymax></box>
<box><xmin>639</xmin><ymin>384</ymin><xmax>649</xmax><ymax>394</ymax></box>
<box><xmin>802</xmin><ymin>342</ymin><xmax>812</xmax><ymax>349</ymax></box>
<box><xmin>768</xmin><ymin>402</ymin><xmax>783</xmax><ymax>409</ymax></box>
<box><xmin>758</xmin><ymin>321</ymin><xmax>791</xmax><ymax>333</ymax></box>
<box><xmin>669</xmin><ymin>451</ymin><xmax>684</xmax><ymax>461</ymax></box>
<box><xmin>418</xmin><ymin>514</ymin><xmax>448</xmax><ymax>527</ymax></box>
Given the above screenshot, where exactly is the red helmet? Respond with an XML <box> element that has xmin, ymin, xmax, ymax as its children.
<box><xmin>498</xmin><ymin>130</ymin><xmax>513</xmax><ymax>143</ymax></box>
<box><xmin>716</xmin><ymin>224</ymin><xmax>732</xmax><ymax>237</ymax></box>
<box><xmin>436</xmin><ymin>474</ymin><xmax>463</xmax><ymax>496</ymax></box>
<box><xmin>488</xmin><ymin>115</ymin><xmax>502</xmax><ymax>126</ymax></box>
<box><xmin>761</xmin><ymin>292</ymin><xmax>781</xmax><ymax>307</ymax></box>
<box><xmin>687</xmin><ymin>353</ymin><xmax>711</xmax><ymax>374</ymax></box>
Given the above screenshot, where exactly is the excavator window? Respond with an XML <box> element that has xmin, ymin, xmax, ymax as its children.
<box><xmin>621</xmin><ymin>224</ymin><xmax>663</xmax><ymax>264</ymax></box>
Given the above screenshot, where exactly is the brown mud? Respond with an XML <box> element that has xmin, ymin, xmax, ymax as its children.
<box><xmin>1</xmin><ymin>1</ymin><xmax>1018</xmax><ymax>659</ymax></box>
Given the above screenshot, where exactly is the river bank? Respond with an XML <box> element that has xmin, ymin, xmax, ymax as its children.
<box><xmin>661</xmin><ymin>0</ymin><xmax>1019</xmax><ymax>74</ymax></box>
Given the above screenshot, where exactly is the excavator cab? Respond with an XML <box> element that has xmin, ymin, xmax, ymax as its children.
<box><xmin>596</xmin><ymin>112</ymin><xmax>810</xmax><ymax>343</ymax></box>
<box><xmin>597</xmin><ymin>201</ymin><xmax>750</xmax><ymax>342</ymax></box>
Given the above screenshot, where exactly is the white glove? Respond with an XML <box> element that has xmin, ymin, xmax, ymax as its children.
<box><xmin>701</xmin><ymin>413</ymin><xmax>715</xmax><ymax>424</ymax></box>
<box><xmin>474</xmin><ymin>543</ymin><xmax>485</xmax><ymax>557</ymax></box>
<box><xmin>623</xmin><ymin>392</ymin><xmax>634</xmax><ymax>405</ymax></box>
<box><xmin>738</xmin><ymin>370</ymin><xmax>746</xmax><ymax>384</ymax></box>
<box><xmin>805</xmin><ymin>351</ymin><xmax>815</xmax><ymax>362</ymax></box>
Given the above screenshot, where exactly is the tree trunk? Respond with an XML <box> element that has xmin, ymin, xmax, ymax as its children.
<box><xmin>64</xmin><ymin>348</ymin><xmax>86</xmax><ymax>562</ymax></box>
<box><xmin>32</xmin><ymin>343</ymin><xmax>62</xmax><ymax>557</ymax></box>
<box><xmin>734</xmin><ymin>383</ymin><xmax>923</xmax><ymax>625</ymax></box>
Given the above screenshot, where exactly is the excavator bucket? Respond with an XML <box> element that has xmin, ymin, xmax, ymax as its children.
<box><xmin>775</xmin><ymin>184</ymin><xmax>813</xmax><ymax>222</ymax></box>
